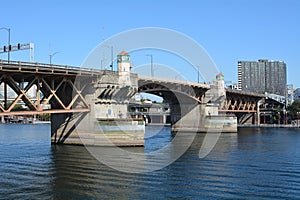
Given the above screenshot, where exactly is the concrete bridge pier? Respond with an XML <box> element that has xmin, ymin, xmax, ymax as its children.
<box><xmin>50</xmin><ymin>77</ymin><xmax>91</xmax><ymax>145</ymax></box>
<box><xmin>170</xmin><ymin>103</ymin><xmax>206</xmax><ymax>133</ymax></box>
<box><xmin>170</xmin><ymin>103</ymin><xmax>237</xmax><ymax>134</ymax></box>
<box><xmin>170</xmin><ymin>73</ymin><xmax>237</xmax><ymax>134</ymax></box>
<box><xmin>51</xmin><ymin>88</ymin><xmax>145</xmax><ymax>146</ymax></box>
<box><xmin>51</xmin><ymin>51</ymin><xmax>145</xmax><ymax>146</ymax></box>
<box><xmin>51</xmin><ymin>112</ymin><xmax>88</xmax><ymax>144</ymax></box>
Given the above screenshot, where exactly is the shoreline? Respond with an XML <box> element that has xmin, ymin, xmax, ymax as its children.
<box><xmin>0</xmin><ymin>120</ymin><xmax>51</xmax><ymax>124</ymax></box>
<box><xmin>238</xmin><ymin>124</ymin><xmax>300</xmax><ymax>128</ymax></box>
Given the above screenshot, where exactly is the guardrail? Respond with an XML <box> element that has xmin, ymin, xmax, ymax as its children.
<box><xmin>138</xmin><ymin>74</ymin><xmax>210</xmax><ymax>88</ymax></box>
<box><xmin>226</xmin><ymin>88</ymin><xmax>265</xmax><ymax>97</ymax></box>
<box><xmin>0</xmin><ymin>59</ymin><xmax>101</xmax><ymax>75</ymax></box>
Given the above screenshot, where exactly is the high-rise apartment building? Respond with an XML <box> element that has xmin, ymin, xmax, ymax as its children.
<box><xmin>238</xmin><ymin>59</ymin><xmax>286</xmax><ymax>96</ymax></box>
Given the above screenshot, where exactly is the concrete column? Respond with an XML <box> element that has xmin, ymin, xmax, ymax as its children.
<box><xmin>257</xmin><ymin>112</ymin><xmax>260</xmax><ymax>125</ymax></box>
<box><xmin>256</xmin><ymin>99</ymin><xmax>263</xmax><ymax>125</ymax></box>
<box><xmin>163</xmin><ymin>114</ymin><xmax>166</xmax><ymax>124</ymax></box>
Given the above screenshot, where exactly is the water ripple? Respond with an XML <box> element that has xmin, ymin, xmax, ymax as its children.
<box><xmin>1</xmin><ymin>125</ymin><xmax>300</xmax><ymax>199</ymax></box>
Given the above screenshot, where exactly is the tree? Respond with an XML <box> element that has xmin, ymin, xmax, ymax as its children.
<box><xmin>37</xmin><ymin>113</ymin><xmax>51</xmax><ymax>121</ymax></box>
<box><xmin>287</xmin><ymin>100</ymin><xmax>300</xmax><ymax>120</ymax></box>
<box><xmin>6</xmin><ymin>102</ymin><xmax>24</xmax><ymax>111</ymax></box>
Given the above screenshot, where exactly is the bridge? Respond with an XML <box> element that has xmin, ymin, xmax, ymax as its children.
<box><xmin>137</xmin><ymin>75</ymin><xmax>265</xmax><ymax>125</ymax></box>
<box><xmin>0</xmin><ymin>60</ymin><xmax>96</xmax><ymax>116</ymax></box>
<box><xmin>0</xmin><ymin>58</ymin><xmax>269</xmax><ymax>146</ymax></box>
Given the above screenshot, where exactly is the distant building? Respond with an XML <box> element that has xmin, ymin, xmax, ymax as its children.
<box><xmin>0</xmin><ymin>83</ymin><xmax>37</xmax><ymax>99</ymax></box>
<box><xmin>0</xmin><ymin>83</ymin><xmax>17</xmax><ymax>98</ymax></box>
<box><xmin>238</xmin><ymin>59</ymin><xmax>286</xmax><ymax>96</ymax></box>
<box><xmin>287</xmin><ymin>84</ymin><xmax>295</xmax><ymax>105</ymax></box>
<box><xmin>294</xmin><ymin>88</ymin><xmax>300</xmax><ymax>101</ymax></box>
<box><xmin>225</xmin><ymin>81</ymin><xmax>238</xmax><ymax>90</ymax></box>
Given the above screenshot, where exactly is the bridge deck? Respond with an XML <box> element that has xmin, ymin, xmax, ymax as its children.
<box><xmin>0</xmin><ymin>60</ymin><xmax>97</xmax><ymax>116</ymax></box>
<box><xmin>138</xmin><ymin>74</ymin><xmax>210</xmax><ymax>89</ymax></box>
<box><xmin>0</xmin><ymin>60</ymin><xmax>100</xmax><ymax>76</ymax></box>
<box><xmin>226</xmin><ymin>88</ymin><xmax>264</xmax><ymax>98</ymax></box>
<box><xmin>0</xmin><ymin>60</ymin><xmax>266</xmax><ymax>117</ymax></box>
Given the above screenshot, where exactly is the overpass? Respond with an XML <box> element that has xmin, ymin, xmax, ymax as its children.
<box><xmin>0</xmin><ymin>59</ymin><xmax>267</xmax><ymax>145</ymax></box>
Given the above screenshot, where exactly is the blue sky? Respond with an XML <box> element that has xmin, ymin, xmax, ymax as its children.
<box><xmin>1</xmin><ymin>0</ymin><xmax>299</xmax><ymax>87</ymax></box>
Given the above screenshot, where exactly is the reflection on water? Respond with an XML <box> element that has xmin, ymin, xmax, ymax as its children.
<box><xmin>0</xmin><ymin>124</ymin><xmax>53</xmax><ymax>199</ymax></box>
<box><xmin>1</xmin><ymin>124</ymin><xmax>300</xmax><ymax>199</ymax></box>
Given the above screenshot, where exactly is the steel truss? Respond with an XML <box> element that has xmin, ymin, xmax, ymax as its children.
<box><xmin>220</xmin><ymin>91</ymin><xmax>263</xmax><ymax>113</ymax></box>
<box><xmin>0</xmin><ymin>60</ymin><xmax>96</xmax><ymax>116</ymax></box>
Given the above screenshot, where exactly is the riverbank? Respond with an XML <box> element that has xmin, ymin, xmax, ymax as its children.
<box><xmin>1</xmin><ymin>119</ymin><xmax>50</xmax><ymax>124</ymax></box>
<box><xmin>238</xmin><ymin>124</ymin><xmax>300</xmax><ymax>128</ymax></box>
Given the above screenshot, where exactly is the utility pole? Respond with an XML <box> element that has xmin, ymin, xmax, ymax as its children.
<box><xmin>49</xmin><ymin>52</ymin><xmax>60</xmax><ymax>64</ymax></box>
<box><xmin>0</xmin><ymin>27</ymin><xmax>10</xmax><ymax>111</ymax></box>
<box><xmin>0</xmin><ymin>27</ymin><xmax>10</xmax><ymax>61</ymax></box>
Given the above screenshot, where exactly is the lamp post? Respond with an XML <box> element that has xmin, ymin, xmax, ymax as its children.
<box><xmin>0</xmin><ymin>27</ymin><xmax>11</xmax><ymax>62</ymax></box>
<box><xmin>49</xmin><ymin>52</ymin><xmax>60</xmax><ymax>64</ymax></box>
<box><xmin>0</xmin><ymin>27</ymin><xmax>10</xmax><ymax>110</ymax></box>
<box><xmin>278</xmin><ymin>111</ymin><xmax>280</xmax><ymax>125</ymax></box>
<box><xmin>146</xmin><ymin>54</ymin><xmax>153</xmax><ymax>77</ymax></box>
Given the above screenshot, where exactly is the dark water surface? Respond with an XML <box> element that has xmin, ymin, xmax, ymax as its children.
<box><xmin>1</xmin><ymin>124</ymin><xmax>300</xmax><ymax>199</ymax></box>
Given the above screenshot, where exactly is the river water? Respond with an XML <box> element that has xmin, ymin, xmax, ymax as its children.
<box><xmin>0</xmin><ymin>124</ymin><xmax>300</xmax><ymax>199</ymax></box>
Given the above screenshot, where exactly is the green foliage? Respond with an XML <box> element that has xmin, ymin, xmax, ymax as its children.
<box><xmin>6</xmin><ymin>102</ymin><xmax>24</xmax><ymax>111</ymax></box>
<box><xmin>287</xmin><ymin>100</ymin><xmax>300</xmax><ymax>119</ymax></box>
<box><xmin>38</xmin><ymin>113</ymin><xmax>51</xmax><ymax>121</ymax></box>
<box><xmin>12</xmin><ymin>104</ymin><xmax>23</xmax><ymax>111</ymax></box>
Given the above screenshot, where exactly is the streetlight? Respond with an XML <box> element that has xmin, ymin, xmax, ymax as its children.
<box><xmin>49</xmin><ymin>51</ymin><xmax>60</xmax><ymax>64</ymax></box>
<box><xmin>0</xmin><ymin>27</ymin><xmax>10</xmax><ymax>110</ymax></box>
<box><xmin>0</xmin><ymin>27</ymin><xmax>10</xmax><ymax>61</ymax></box>
<box><xmin>146</xmin><ymin>54</ymin><xmax>153</xmax><ymax>77</ymax></box>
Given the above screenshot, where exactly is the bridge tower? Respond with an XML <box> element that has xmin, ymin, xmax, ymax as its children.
<box><xmin>51</xmin><ymin>51</ymin><xmax>144</xmax><ymax>146</ymax></box>
<box><xmin>117</xmin><ymin>51</ymin><xmax>132</xmax><ymax>86</ymax></box>
<box><xmin>215</xmin><ymin>73</ymin><xmax>225</xmax><ymax>97</ymax></box>
<box><xmin>204</xmin><ymin>73</ymin><xmax>226</xmax><ymax>107</ymax></box>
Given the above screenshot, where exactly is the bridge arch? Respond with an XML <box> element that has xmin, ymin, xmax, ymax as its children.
<box><xmin>137</xmin><ymin>78</ymin><xmax>209</xmax><ymax>126</ymax></box>
<box><xmin>138</xmin><ymin>88</ymin><xmax>201</xmax><ymax>105</ymax></box>
<box><xmin>137</xmin><ymin>77</ymin><xmax>208</xmax><ymax>103</ymax></box>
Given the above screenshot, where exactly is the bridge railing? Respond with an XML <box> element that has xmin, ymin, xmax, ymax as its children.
<box><xmin>226</xmin><ymin>88</ymin><xmax>265</xmax><ymax>97</ymax></box>
<box><xmin>138</xmin><ymin>74</ymin><xmax>210</xmax><ymax>88</ymax></box>
<box><xmin>0</xmin><ymin>59</ymin><xmax>101</xmax><ymax>75</ymax></box>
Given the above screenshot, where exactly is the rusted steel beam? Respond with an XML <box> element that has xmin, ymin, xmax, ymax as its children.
<box><xmin>219</xmin><ymin>110</ymin><xmax>257</xmax><ymax>113</ymax></box>
<box><xmin>67</xmin><ymin>80</ymin><xmax>89</xmax><ymax>108</ymax></box>
<box><xmin>0</xmin><ymin>108</ymin><xmax>90</xmax><ymax>116</ymax></box>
